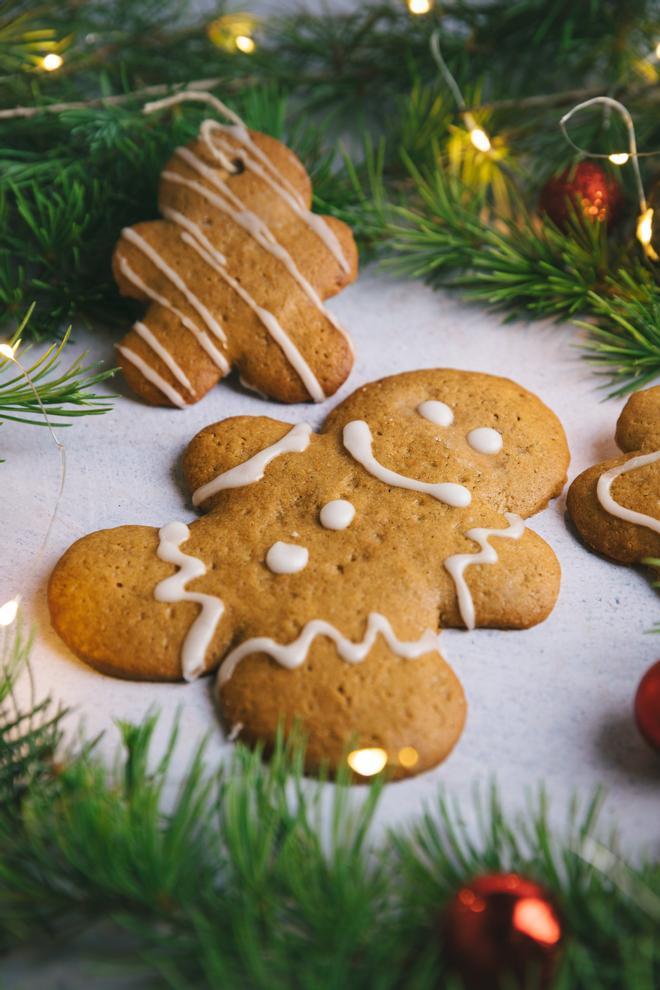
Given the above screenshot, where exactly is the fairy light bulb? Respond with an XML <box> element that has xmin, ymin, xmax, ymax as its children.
<box><xmin>0</xmin><ymin>597</ymin><xmax>19</xmax><ymax>627</ymax></box>
<box><xmin>41</xmin><ymin>53</ymin><xmax>63</xmax><ymax>72</ymax></box>
<box><xmin>608</xmin><ymin>152</ymin><xmax>629</xmax><ymax>165</ymax></box>
<box><xmin>408</xmin><ymin>0</ymin><xmax>432</xmax><ymax>13</ymax></box>
<box><xmin>637</xmin><ymin>207</ymin><xmax>658</xmax><ymax>260</ymax></box>
<box><xmin>347</xmin><ymin>747</ymin><xmax>388</xmax><ymax>776</ymax></box>
<box><xmin>235</xmin><ymin>34</ymin><xmax>255</xmax><ymax>54</ymax></box>
<box><xmin>469</xmin><ymin>127</ymin><xmax>492</xmax><ymax>152</ymax></box>
<box><xmin>655</xmin><ymin>41</ymin><xmax>660</xmax><ymax>58</ymax></box>
<box><xmin>0</xmin><ymin>341</ymin><xmax>17</xmax><ymax>360</ymax></box>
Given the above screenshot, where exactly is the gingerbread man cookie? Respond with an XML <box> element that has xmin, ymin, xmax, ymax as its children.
<box><xmin>49</xmin><ymin>370</ymin><xmax>569</xmax><ymax>777</ymax></box>
<box><xmin>567</xmin><ymin>385</ymin><xmax>660</xmax><ymax>563</ymax></box>
<box><xmin>112</xmin><ymin>94</ymin><xmax>358</xmax><ymax>408</ymax></box>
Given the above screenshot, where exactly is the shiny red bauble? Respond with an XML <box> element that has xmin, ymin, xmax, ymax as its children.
<box><xmin>635</xmin><ymin>659</ymin><xmax>660</xmax><ymax>752</ymax></box>
<box><xmin>443</xmin><ymin>872</ymin><xmax>564</xmax><ymax>990</ymax></box>
<box><xmin>539</xmin><ymin>161</ymin><xmax>622</xmax><ymax>229</ymax></box>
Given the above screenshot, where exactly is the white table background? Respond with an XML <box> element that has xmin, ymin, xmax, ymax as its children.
<box><xmin>1</xmin><ymin>2</ymin><xmax>659</xmax><ymax>976</ymax></box>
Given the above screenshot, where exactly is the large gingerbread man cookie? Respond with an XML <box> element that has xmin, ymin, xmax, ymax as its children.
<box><xmin>112</xmin><ymin>97</ymin><xmax>358</xmax><ymax>407</ymax></box>
<box><xmin>567</xmin><ymin>386</ymin><xmax>660</xmax><ymax>563</ymax></box>
<box><xmin>49</xmin><ymin>370</ymin><xmax>569</xmax><ymax>777</ymax></box>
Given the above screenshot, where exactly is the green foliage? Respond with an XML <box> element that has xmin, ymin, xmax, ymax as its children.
<box><xmin>0</xmin><ymin>0</ymin><xmax>658</xmax><ymax>390</ymax></box>
<box><xmin>0</xmin><ymin>622</ymin><xmax>658</xmax><ymax>987</ymax></box>
<box><xmin>0</xmin><ymin>307</ymin><xmax>114</xmax><ymax>429</ymax></box>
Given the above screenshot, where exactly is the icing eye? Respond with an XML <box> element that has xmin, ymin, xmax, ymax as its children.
<box><xmin>417</xmin><ymin>400</ymin><xmax>454</xmax><ymax>427</ymax></box>
<box><xmin>266</xmin><ymin>541</ymin><xmax>308</xmax><ymax>574</ymax></box>
<box><xmin>467</xmin><ymin>427</ymin><xmax>503</xmax><ymax>455</ymax></box>
<box><xmin>231</xmin><ymin>158</ymin><xmax>245</xmax><ymax>175</ymax></box>
<box><xmin>320</xmin><ymin>499</ymin><xmax>355</xmax><ymax>530</ymax></box>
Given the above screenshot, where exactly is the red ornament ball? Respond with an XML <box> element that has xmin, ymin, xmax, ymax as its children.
<box><xmin>539</xmin><ymin>161</ymin><xmax>622</xmax><ymax>229</ymax></box>
<box><xmin>442</xmin><ymin>872</ymin><xmax>564</xmax><ymax>990</ymax></box>
<box><xmin>635</xmin><ymin>659</ymin><xmax>660</xmax><ymax>752</ymax></box>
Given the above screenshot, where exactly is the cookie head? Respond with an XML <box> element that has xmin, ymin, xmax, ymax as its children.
<box><xmin>112</xmin><ymin>107</ymin><xmax>358</xmax><ymax>408</ymax></box>
<box><xmin>567</xmin><ymin>385</ymin><xmax>660</xmax><ymax>564</ymax></box>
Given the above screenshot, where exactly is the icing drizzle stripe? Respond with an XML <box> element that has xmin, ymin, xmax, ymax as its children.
<box><xmin>444</xmin><ymin>512</ymin><xmax>525</xmax><ymax>630</ymax></box>
<box><xmin>217</xmin><ymin>612</ymin><xmax>440</xmax><ymax>685</ymax></box>
<box><xmin>133</xmin><ymin>321</ymin><xmax>195</xmax><ymax>395</ymax></box>
<box><xmin>154</xmin><ymin>521</ymin><xmax>224</xmax><ymax>681</ymax></box>
<box><xmin>343</xmin><ymin>420</ymin><xmax>472</xmax><ymax>507</ymax></box>
<box><xmin>163</xmin><ymin>206</ymin><xmax>325</xmax><ymax>402</ymax></box>
<box><xmin>192</xmin><ymin>422</ymin><xmax>312</xmax><ymax>507</ymax></box>
<box><xmin>121</xmin><ymin>227</ymin><xmax>228</xmax><ymax>344</ymax></box>
<box><xmin>117</xmin><ymin>255</ymin><xmax>230</xmax><ymax>374</ymax></box>
<box><xmin>596</xmin><ymin>450</ymin><xmax>660</xmax><ymax>534</ymax></box>
<box><xmin>117</xmin><ymin>345</ymin><xmax>187</xmax><ymax>408</ymax></box>
<box><xmin>165</xmin><ymin>153</ymin><xmax>353</xmax><ymax>350</ymax></box>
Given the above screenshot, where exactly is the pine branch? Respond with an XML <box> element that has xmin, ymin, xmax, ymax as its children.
<box><xmin>0</xmin><ymin>308</ymin><xmax>115</xmax><ymax>428</ymax></box>
<box><xmin>0</xmin><ymin>621</ymin><xmax>658</xmax><ymax>986</ymax></box>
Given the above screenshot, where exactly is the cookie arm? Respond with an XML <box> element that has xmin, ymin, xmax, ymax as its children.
<box><xmin>440</xmin><ymin>528</ymin><xmax>561</xmax><ymax>630</ymax></box>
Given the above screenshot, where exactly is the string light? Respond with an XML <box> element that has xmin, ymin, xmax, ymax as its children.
<box><xmin>40</xmin><ymin>53</ymin><xmax>63</xmax><ymax>72</ymax></box>
<box><xmin>0</xmin><ymin>334</ymin><xmax>67</xmax><ymax>628</ymax></box>
<box><xmin>208</xmin><ymin>13</ymin><xmax>258</xmax><ymax>54</ymax></box>
<box><xmin>430</xmin><ymin>31</ymin><xmax>492</xmax><ymax>155</ymax></box>
<box><xmin>397</xmin><ymin>746</ymin><xmax>419</xmax><ymax>768</ymax></box>
<box><xmin>234</xmin><ymin>34</ymin><xmax>256</xmax><ymax>54</ymax></box>
<box><xmin>347</xmin><ymin>747</ymin><xmax>388</xmax><ymax>777</ymax></box>
<box><xmin>407</xmin><ymin>0</ymin><xmax>433</xmax><ymax>14</ymax></box>
<box><xmin>560</xmin><ymin>96</ymin><xmax>657</xmax><ymax>261</ymax></box>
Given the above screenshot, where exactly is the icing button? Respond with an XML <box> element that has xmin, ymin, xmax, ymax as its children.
<box><xmin>320</xmin><ymin>499</ymin><xmax>356</xmax><ymax>530</ymax></box>
<box><xmin>266</xmin><ymin>541</ymin><xmax>309</xmax><ymax>574</ymax></box>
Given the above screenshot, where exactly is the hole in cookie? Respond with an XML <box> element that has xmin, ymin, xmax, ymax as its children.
<box><xmin>231</xmin><ymin>158</ymin><xmax>245</xmax><ymax>175</ymax></box>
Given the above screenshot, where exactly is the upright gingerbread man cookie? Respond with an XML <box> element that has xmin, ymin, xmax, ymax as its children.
<box><xmin>567</xmin><ymin>386</ymin><xmax>660</xmax><ymax>563</ymax></box>
<box><xmin>49</xmin><ymin>370</ymin><xmax>569</xmax><ymax>778</ymax></box>
<box><xmin>112</xmin><ymin>94</ymin><xmax>358</xmax><ymax>407</ymax></box>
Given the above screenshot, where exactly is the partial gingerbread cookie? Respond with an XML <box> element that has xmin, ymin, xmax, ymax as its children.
<box><xmin>49</xmin><ymin>369</ymin><xmax>569</xmax><ymax>778</ymax></box>
<box><xmin>567</xmin><ymin>385</ymin><xmax>660</xmax><ymax>563</ymax></box>
<box><xmin>112</xmin><ymin>93</ymin><xmax>358</xmax><ymax>407</ymax></box>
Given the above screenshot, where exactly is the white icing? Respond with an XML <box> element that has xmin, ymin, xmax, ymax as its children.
<box><xmin>121</xmin><ymin>227</ymin><xmax>228</xmax><ymax>344</ymax></box>
<box><xmin>467</xmin><ymin>427</ymin><xmax>503</xmax><ymax>455</ymax></box>
<box><xmin>165</xmin><ymin>151</ymin><xmax>352</xmax><ymax>349</ymax></box>
<box><xmin>343</xmin><ymin>420</ymin><xmax>471</xmax><ymax>507</ymax></box>
<box><xmin>217</xmin><ymin>612</ymin><xmax>440</xmax><ymax>685</ymax></box>
<box><xmin>208</xmin><ymin>127</ymin><xmax>351</xmax><ymax>273</ymax></box>
<box><xmin>117</xmin><ymin>345</ymin><xmax>187</xmax><ymax>408</ymax></box>
<box><xmin>320</xmin><ymin>499</ymin><xmax>355</xmax><ymax>530</ymax></box>
<box><xmin>596</xmin><ymin>451</ymin><xmax>660</xmax><ymax>534</ymax></box>
<box><xmin>265</xmin><ymin>541</ymin><xmax>309</xmax><ymax>574</ymax></box>
<box><xmin>133</xmin><ymin>321</ymin><xmax>195</xmax><ymax>395</ymax></box>
<box><xmin>169</xmin><ymin>213</ymin><xmax>325</xmax><ymax>402</ymax></box>
<box><xmin>154</xmin><ymin>521</ymin><xmax>224</xmax><ymax>680</ymax></box>
<box><xmin>192</xmin><ymin>422</ymin><xmax>312</xmax><ymax>507</ymax></box>
<box><xmin>117</xmin><ymin>255</ymin><xmax>230</xmax><ymax>373</ymax></box>
<box><xmin>443</xmin><ymin>512</ymin><xmax>525</xmax><ymax>630</ymax></box>
<box><xmin>417</xmin><ymin>400</ymin><xmax>453</xmax><ymax>427</ymax></box>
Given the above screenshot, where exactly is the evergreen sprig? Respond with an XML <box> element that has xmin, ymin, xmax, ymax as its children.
<box><xmin>0</xmin><ymin>0</ymin><xmax>659</xmax><ymax>391</ymax></box>
<box><xmin>0</xmin><ymin>621</ymin><xmax>658</xmax><ymax>988</ymax></box>
<box><xmin>0</xmin><ymin>306</ymin><xmax>115</xmax><ymax>429</ymax></box>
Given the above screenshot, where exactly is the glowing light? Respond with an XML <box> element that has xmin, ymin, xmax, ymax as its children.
<box><xmin>235</xmin><ymin>34</ymin><xmax>255</xmax><ymax>54</ymax></box>
<box><xmin>513</xmin><ymin>897</ymin><xmax>562</xmax><ymax>945</ymax></box>
<box><xmin>656</xmin><ymin>41</ymin><xmax>660</xmax><ymax>58</ymax></box>
<box><xmin>637</xmin><ymin>207</ymin><xmax>659</xmax><ymax>260</ymax></box>
<box><xmin>41</xmin><ymin>53</ymin><xmax>63</xmax><ymax>72</ymax></box>
<box><xmin>347</xmin><ymin>747</ymin><xmax>388</xmax><ymax>777</ymax></box>
<box><xmin>608</xmin><ymin>152</ymin><xmax>629</xmax><ymax>165</ymax></box>
<box><xmin>469</xmin><ymin>127</ymin><xmax>492</xmax><ymax>153</ymax></box>
<box><xmin>398</xmin><ymin>746</ymin><xmax>419</xmax><ymax>768</ymax></box>
<box><xmin>0</xmin><ymin>598</ymin><xmax>19</xmax><ymax>627</ymax></box>
<box><xmin>408</xmin><ymin>0</ymin><xmax>432</xmax><ymax>13</ymax></box>
<box><xmin>0</xmin><ymin>341</ymin><xmax>17</xmax><ymax>360</ymax></box>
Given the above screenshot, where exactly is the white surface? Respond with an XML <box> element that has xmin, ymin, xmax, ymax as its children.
<box><xmin>2</xmin><ymin>267</ymin><xmax>659</xmax><ymax>861</ymax></box>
